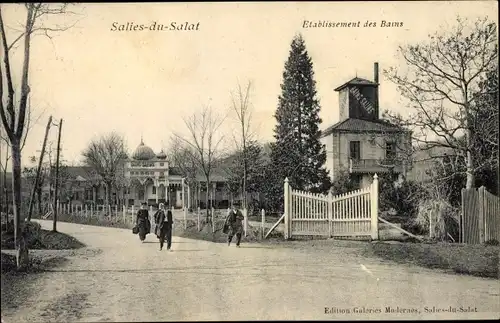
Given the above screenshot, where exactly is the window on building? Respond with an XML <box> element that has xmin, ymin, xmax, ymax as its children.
<box><xmin>160</xmin><ymin>163</ymin><xmax>164</xmax><ymax>166</ymax></box>
<box><xmin>152</xmin><ymin>186</ymin><xmax>156</xmax><ymax>195</ymax></box>
<box><xmin>386</xmin><ymin>141</ymin><xmax>397</xmax><ymax>160</ymax></box>
<box><xmin>349</xmin><ymin>141</ymin><xmax>361</xmax><ymax>160</ymax></box>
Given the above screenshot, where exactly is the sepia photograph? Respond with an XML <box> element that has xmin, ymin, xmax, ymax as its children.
<box><xmin>0</xmin><ymin>1</ymin><xmax>499</xmax><ymax>321</ymax></box>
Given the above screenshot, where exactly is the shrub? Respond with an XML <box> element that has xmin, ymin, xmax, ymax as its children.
<box><xmin>378</xmin><ymin>175</ymin><xmax>426</xmax><ymax>219</ymax></box>
<box><xmin>410</xmin><ymin>199</ymin><xmax>460</xmax><ymax>241</ymax></box>
<box><xmin>484</xmin><ymin>239</ymin><xmax>500</xmax><ymax>246</ymax></box>
<box><xmin>329</xmin><ymin>169</ymin><xmax>358</xmax><ymax>196</ymax></box>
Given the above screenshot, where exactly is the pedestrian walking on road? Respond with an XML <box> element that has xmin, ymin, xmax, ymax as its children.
<box><xmin>224</xmin><ymin>201</ymin><xmax>244</xmax><ymax>247</ymax></box>
<box><xmin>154</xmin><ymin>202</ymin><xmax>173</xmax><ymax>251</ymax></box>
<box><xmin>136</xmin><ymin>202</ymin><xmax>151</xmax><ymax>242</ymax></box>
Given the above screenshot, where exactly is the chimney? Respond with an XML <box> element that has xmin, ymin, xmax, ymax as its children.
<box><xmin>374</xmin><ymin>62</ymin><xmax>379</xmax><ymax>84</ymax></box>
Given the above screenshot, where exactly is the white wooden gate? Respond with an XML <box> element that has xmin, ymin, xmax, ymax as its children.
<box><xmin>283</xmin><ymin>174</ymin><xmax>379</xmax><ymax>240</ymax></box>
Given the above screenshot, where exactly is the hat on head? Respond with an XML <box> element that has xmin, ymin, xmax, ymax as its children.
<box><xmin>233</xmin><ymin>200</ymin><xmax>241</xmax><ymax>207</ymax></box>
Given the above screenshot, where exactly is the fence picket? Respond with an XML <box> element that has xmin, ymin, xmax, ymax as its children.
<box><xmin>284</xmin><ymin>175</ymin><xmax>378</xmax><ymax>239</ymax></box>
<box><xmin>462</xmin><ymin>187</ymin><xmax>500</xmax><ymax>244</ymax></box>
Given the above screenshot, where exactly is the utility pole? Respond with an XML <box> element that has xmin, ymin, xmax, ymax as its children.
<box><xmin>27</xmin><ymin>116</ymin><xmax>52</xmax><ymax>221</ymax></box>
<box><xmin>52</xmin><ymin>119</ymin><xmax>63</xmax><ymax>232</ymax></box>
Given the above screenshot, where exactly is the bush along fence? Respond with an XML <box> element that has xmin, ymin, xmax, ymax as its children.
<box><xmin>461</xmin><ymin>186</ymin><xmax>500</xmax><ymax>244</ymax></box>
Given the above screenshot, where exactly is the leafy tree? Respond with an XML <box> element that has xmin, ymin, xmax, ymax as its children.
<box><xmin>471</xmin><ymin>66</ymin><xmax>499</xmax><ymax>194</ymax></box>
<box><xmin>268</xmin><ymin>33</ymin><xmax>331</xmax><ymax>210</ymax></box>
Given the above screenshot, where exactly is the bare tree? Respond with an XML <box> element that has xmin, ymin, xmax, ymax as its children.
<box><xmin>166</xmin><ymin>136</ymin><xmax>198</xmax><ymax>205</ymax></box>
<box><xmin>167</xmin><ymin>136</ymin><xmax>198</xmax><ymax>181</ymax></box>
<box><xmin>174</xmin><ymin>105</ymin><xmax>226</xmax><ymax>219</ymax></box>
<box><xmin>0</xmin><ymin>99</ymin><xmax>40</xmax><ymax>216</ymax></box>
<box><xmin>229</xmin><ymin>81</ymin><xmax>255</xmax><ymax>209</ymax></box>
<box><xmin>82</xmin><ymin>132</ymin><xmax>127</xmax><ymax>206</ymax></box>
<box><xmin>0</xmin><ymin>3</ymin><xmax>77</xmax><ymax>269</ymax></box>
<box><xmin>384</xmin><ymin>16</ymin><xmax>498</xmax><ymax>189</ymax></box>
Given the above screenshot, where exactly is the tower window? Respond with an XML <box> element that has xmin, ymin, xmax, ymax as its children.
<box><xmin>349</xmin><ymin>141</ymin><xmax>361</xmax><ymax>160</ymax></box>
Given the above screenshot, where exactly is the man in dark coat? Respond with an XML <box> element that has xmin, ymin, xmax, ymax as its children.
<box><xmin>136</xmin><ymin>202</ymin><xmax>151</xmax><ymax>242</ymax></box>
<box><xmin>225</xmin><ymin>201</ymin><xmax>244</xmax><ymax>247</ymax></box>
<box><xmin>154</xmin><ymin>202</ymin><xmax>173</xmax><ymax>251</ymax></box>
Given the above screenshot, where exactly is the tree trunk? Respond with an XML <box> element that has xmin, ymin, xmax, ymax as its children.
<box><xmin>205</xmin><ymin>179</ymin><xmax>210</xmax><ymax>221</ymax></box>
<box><xmin>3</xmin><ymin>148</ymin><xmax>9</xmax><ymax>223</ymax></box>
<box><xmin>53</xmin><ymin>119</ymin><xmax>63</xmax><ymax>232</ymax></box>
<box><xmin>11</xmin><ymin>140</ymin><xmax>29</xmax><ymax>270</ymax></box>
<box><xmin>27</xmin><ymin>116</ymin><xmax>52</xmax><ymax>221</ymax></box>
<box><xmin>465</xmin><ymin>130</ymin><xmax>475</xmax><ymax>189</ymax></box>
<box><xmin>105</xmin><ymin>181</ymin><xmax>112</xmax><ymax>207</ymax></box>
<box><xmin>242</xmin><ymin>148</ymin><xmax>247</xmax><ymax>210</ymax></box>
<box><xmin>37</xmin><ymin>188</ymin><xmax>42</xmax><ymax>215</ymax></box>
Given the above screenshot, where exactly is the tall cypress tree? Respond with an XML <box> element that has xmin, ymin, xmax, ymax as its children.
<box><xmin>269</xmin><ymin>34</ymin><xmax>331</xmax><ymax>207</ymax></box>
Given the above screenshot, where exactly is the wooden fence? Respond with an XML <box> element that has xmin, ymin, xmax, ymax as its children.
<box><xmin>42</xmin><ymin>204</ymin><xmax>251</xmax><ymax>236</ymax></box>
<box><xmin>283</xmin><ymin>174</ymin><xmax>379</xmax><ymax>240</ymax></box>
<box><xmin>461</xmin><ymin>186</ymin><xmax>500</xmax><ymax>244</ymax></box>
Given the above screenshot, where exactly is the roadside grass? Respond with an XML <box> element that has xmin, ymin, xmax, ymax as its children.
<box><xmin>1</xmin><ymin>221</ymin><xmax>85</xmax><ymax>251</ymax></box>
<box><xmin>364</xmin><ymin>241</ymin><xmax>499</xmax><ymax>279</ymax></box>
<box><xmin>31</xmin><ymin>212</ymin><xmax>133</xmax><ymax>230</ymax></box>
<box><xmin>173</xmin><ymin>218</ymin><xmax>283</xmax><ymax>244</ymax></box>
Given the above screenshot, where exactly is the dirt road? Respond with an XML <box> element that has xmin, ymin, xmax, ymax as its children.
<box><xmin>1</xmin><ymin>220</ymin><xmax>498</xmax><ymax>322</ymax></box>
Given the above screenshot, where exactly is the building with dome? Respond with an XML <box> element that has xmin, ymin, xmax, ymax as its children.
<box><xmin>43</xmin><ymin>138</ymin><xmax>231</xmax><ymax>209</ymax></box>
<box><xmin>122</xmin><ymin>139</ymin><xmax>185</xmax><ymax>207</ymax></box>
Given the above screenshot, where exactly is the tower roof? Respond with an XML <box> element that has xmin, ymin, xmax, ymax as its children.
<box><xmin>334</xmin><ymin>77</ymin><xmax>378</xmax><ymax>92</ymax></box>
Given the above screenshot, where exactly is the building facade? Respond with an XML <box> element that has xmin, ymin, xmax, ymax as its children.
<box><xmin>37</xmin><ymin>140</ymin><xmax>232</xmax><ymax>209</ymax></box>
<box><xmin>320</xmin><ymin>62</ymin><xmax>412</xmax><ymax>189</ymax></box>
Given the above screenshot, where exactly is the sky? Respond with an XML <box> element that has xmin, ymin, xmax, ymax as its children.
<box><xmin>0</xmin><ymin>1</ymin><xmax>498</xmax><ymax>169</ymax></box>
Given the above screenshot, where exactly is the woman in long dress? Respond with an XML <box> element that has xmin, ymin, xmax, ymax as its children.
<box><xmin>136</xmin><ymin>202</ymin><xmax>151</xmax><ymax>242</ymax></box>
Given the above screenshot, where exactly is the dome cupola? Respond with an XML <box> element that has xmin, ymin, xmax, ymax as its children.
<box><xmin>132</xmin><ymin>138</ymin><xmax>156</xmax><ymax>160</ymax></box>
<box><xmin>156</xmin><ymin>149</ymin><xmax>167</xmax><ymax>160</ymax></box>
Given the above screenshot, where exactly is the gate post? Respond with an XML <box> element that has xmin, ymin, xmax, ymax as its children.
<box><xmin>370</xmin><ymin>174</ymin><xmax>379</xmax><ymax>240</ymax></box>
<box><xmin>328</xmin><ymin>191</ymin><xmax>333</xmax><ymax>238</ymax></box>
<box><xmin>478</xmin><ymin>186</ymin><xmax>485</xmax><ymax>243</ymax></box>
<box><xmin>284</xmin><ymin>177</ymin><xmax>290</xmax><ymax>240</ymax></box>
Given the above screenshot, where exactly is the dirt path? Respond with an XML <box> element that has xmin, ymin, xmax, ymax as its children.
<box><xmin>1</xmin><ymin>220</ymin><xmax>498</xmax><ymax>322</ymax></box>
